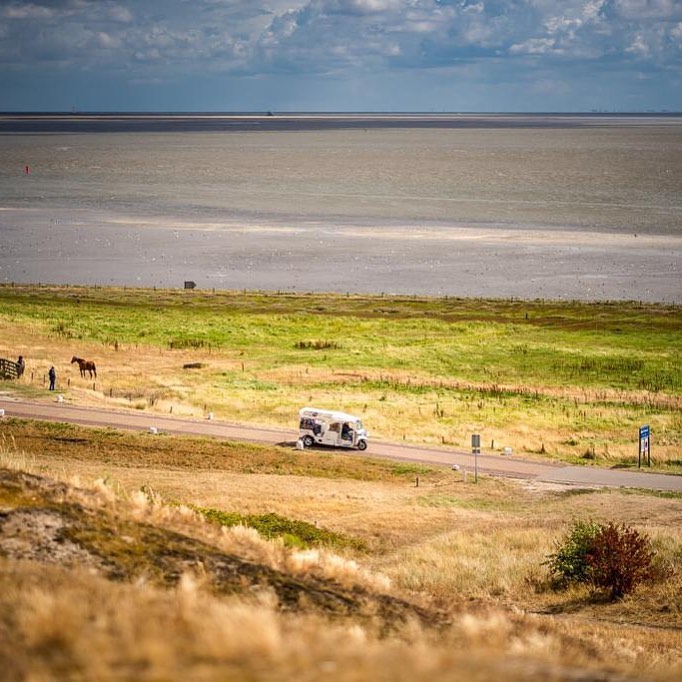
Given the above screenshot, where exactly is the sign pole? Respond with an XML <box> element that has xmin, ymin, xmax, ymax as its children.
<box><xmin>472</xmin><ymin>434</ymin><xmax>481</xmax><ymax>483</ymax></box>
<box><xmin>648</xmin><ymin>432</ymin><xmax>651</xmax><ymax>467</ymax></box>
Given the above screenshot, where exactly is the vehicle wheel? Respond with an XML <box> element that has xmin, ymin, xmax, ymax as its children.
<box><xmin>357</xmin><ymin>440</ymin><xmax>368</xmax><ymax>451</ymax></box>
<box><xmin>302</xmin><ymin>435</ymin><xmax>315</xmax><ymax>448</ymax></box>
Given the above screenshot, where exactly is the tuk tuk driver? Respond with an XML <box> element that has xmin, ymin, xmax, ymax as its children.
<box><xmin>341</xmin><ymin>422</ymin><xmax>353</xmax><ymax>441</ymax></box>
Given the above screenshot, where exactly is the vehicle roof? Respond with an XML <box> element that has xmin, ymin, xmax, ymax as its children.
<box><xmin>299</xmin><ymin>407</ymin><xmax>362</xmax><ymax>422</ymax></box>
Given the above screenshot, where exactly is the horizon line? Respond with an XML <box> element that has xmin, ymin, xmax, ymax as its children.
<box><xmin>2</xmin><ymin>110</ymin><xmax>681</xmax><ymax>116</ymax></box>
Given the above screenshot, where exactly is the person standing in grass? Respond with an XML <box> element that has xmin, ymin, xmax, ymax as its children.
<box><xmin>16</xmin><ymin>356</ymin><xmax>25</xmax><ymax>378</ymax></box>
<box><xmin>48</xmin><ymin>366</ymin><xmax>56</xmax><ymax>391</ymax></box>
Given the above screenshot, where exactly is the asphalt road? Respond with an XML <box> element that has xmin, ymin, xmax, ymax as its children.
<box><xmin>1</xmin><ymin>396</ymin><xmax>680</xmax><ymax>493</ymax></box>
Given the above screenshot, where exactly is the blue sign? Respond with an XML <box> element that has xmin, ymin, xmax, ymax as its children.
<box><xmin>639</xmin><ymin>425</ymin><xmax>650</xmax><ymax>467</ymax></box>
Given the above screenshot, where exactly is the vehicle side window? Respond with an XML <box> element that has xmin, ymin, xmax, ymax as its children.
<box><xmin>329</xmin><ymin>422</ymin><xmax>340</xmax><ymax>433</ymax></box>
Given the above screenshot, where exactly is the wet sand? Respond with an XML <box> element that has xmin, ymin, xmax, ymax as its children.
<box><xmin>2</xmin><ymin>207</ymin><xmax>680</xmax><ymax>302</ymax></box>
<box><xmin>2</xmin><ymin>117</ymin><xmax>680</xmax><ymax>302</ymax></box>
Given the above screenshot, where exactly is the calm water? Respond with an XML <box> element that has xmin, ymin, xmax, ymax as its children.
<box><xmin>1</xmin><ymin>114</ymin><xmax>681</xmax><ymax>300</ymax></box>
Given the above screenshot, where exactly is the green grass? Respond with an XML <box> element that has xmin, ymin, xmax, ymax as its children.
<box><xmin>2</xmin><ymin>285</ymin><xmax>679</xmax><ymax>393</ymax></box>
<box><xmin>414</xmin><ymin>493</ymin><xmax>522</xmax><ymax>511</ymax></box>
<box><xmin>193</xmin><ymin>507</ymin><xmax>366</xmax><ymax>551</ymax></box>
<box><xmin>1</xmin><ymin>284</ymin><xmax>680</xmax><ymax>469</ymax></box>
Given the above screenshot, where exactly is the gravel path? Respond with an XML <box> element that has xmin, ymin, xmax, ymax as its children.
<box><xmin>1</xmin><ymin>396</ymin><xmax>680</xmax><ymax>492</ymax></box>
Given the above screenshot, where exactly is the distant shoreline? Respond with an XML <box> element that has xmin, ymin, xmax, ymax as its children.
<box><xmin>3</xmin><ymin>110</ymin><xmax>681</xmax><ymax>116</ymax></box>
<box><xmin>2</xmin><ymin>111</ymin><xmax>681</xmax><ymax>134</ymax></box>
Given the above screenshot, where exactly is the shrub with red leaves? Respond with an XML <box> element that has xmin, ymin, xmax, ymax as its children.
<box><xmin>546</xmin><ymin>520</ymin><xmax>655</xmax><ymax>601</ymax></box>
<box><xmin>586</xmin><ymin>522</ymin><xmax>655</xmax><ymax>600</ymax></box>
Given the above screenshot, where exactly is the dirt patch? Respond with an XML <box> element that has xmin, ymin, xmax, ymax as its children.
<box><xmin>0</xmin><ymin>508</ymin><xmax>104</xmax><ymax>568</ymax></box>
<box><xmin>516</xmin><ymin>480</ymin><xmax>599</xmax><ymax>495</ymax></box>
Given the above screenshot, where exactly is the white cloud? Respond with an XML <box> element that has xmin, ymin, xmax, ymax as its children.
<box><xmin>626</xmin><ymin>31</ymin><xmax>651</xmax><ymax>55</ymax></box>
<box><xmin>545</xmin><ymin>16</ymin><xmax>582</xmax><ymax>34</ymax></box>
<box><xmin>324</xmin><ymin>0</ymin><xmax>404</xmax><ymax>15</ymax></box>
<box><xmin>462</xmin><ymin>1</ymin><xmax>484</xmax><ymax>14</ymax></box>
<box><xmin>2</xmin><ymin>3</ymin><xmax>54</xmax><ymax>19</ymax></box>
<box><xmin>510</xmin><ymin>37</ymin><xmax>557</xmax><ymax>55</ymax></box>
<box><xmin>0</xmin><ymin>0</ymin><xmax>668</xmax><ymax>72</ymax></box>
<box><xmin>582</xmin><ymin>0</ymin><xmax>607</xmax><ymax>21</ymax></box>
<box><xmin>0</xmin><ymin>0</ymin><xmax>681</xmax><ymax>106</ymax></box>
<box><xmin>97</xmin><ymin>31</ymin><xmax>120</xmax><ymax>48</ymax></box>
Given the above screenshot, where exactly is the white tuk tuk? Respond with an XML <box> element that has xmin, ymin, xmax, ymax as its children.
<box><xmin>298</xmin><ymin>407</ymin><xmax>368</xmax><ymax>451</ymax></box>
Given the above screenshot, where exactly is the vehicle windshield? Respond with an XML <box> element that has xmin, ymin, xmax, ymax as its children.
<box><xmin>356</xmin><ymin>420</ymin><xmax>364</xmax><ymax>431</ymax></box>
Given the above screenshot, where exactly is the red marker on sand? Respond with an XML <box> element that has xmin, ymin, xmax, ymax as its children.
<box><xmin>25</xmin><ymin>165</ymin><xmax>30</xmax><ymax>175</ymax></box>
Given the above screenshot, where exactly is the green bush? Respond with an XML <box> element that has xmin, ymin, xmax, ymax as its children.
<box><xmin>545</xmin><ymin>520</ymin><xmax>600</xmax><ymax>586</ymax></box>
<box><xmin>545</xmin><ymin>520</ymin><xmax>655</xmax><ymax>600</ymax></box>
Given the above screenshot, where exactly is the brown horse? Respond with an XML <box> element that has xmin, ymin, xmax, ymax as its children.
<box><xmin>71</xmin><ymin>356</ymin><xmax>97</xmax><ymax>378</ymax></box>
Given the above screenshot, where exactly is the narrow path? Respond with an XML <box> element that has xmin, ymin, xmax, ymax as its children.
<box><xmin>1</xmin><ymin>396</ymin><xmax>680</xmax><ymax>492</ymax></box>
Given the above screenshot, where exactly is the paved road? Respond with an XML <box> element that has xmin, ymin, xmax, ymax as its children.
<box><xmin>1</xmin><ymin>396</ymin><xmax>681</xmax><ymax>493</ymax></box>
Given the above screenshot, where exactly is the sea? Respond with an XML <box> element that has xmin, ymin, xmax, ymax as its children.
<box><xmin>1</xmin><ymin>113</ymin><xmax>681</xmax><ymax>302</ymax></box>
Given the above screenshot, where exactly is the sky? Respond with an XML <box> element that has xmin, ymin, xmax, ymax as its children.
<box><xmin>1</xmin><ymin>0</ymin><xmax>681</xmax><ymax>112</ymax></box>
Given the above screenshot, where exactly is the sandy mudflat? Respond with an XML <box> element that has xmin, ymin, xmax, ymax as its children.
<box><xmin>1</xmin><ymin>207</ymin><xmax>680</xmax><ymax>303</ymax></box>
<box><xmin>2</xmin><ymin>119</ymin><xmax>680</xmax><ymax>302</ymax></box>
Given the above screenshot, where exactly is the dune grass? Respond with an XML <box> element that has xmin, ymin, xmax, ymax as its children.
<box><xmin>1</xmin><ymin>419</ymin><xmax>681</xmax><ymax>681</ymax></box>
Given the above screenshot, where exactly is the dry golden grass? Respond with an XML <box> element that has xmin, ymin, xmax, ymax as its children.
<box><xmin>5</xmin><ymin>332</ymin><xmax>680</xmax><ymax>467</ymax></box>
<box><xmin>6</xmin><ymin>559</ymin><xmax>679</xmax><ymax>682</ymax></box>
<box><xmin>1</xmin><ymin>418</ymin><xmax>681</xmax><ymax>680</ymax></box>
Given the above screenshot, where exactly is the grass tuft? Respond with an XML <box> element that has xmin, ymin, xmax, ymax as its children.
<box><xmin>193</xmin><ymin>506</ymin><xmax>366</xmax><ymax>551</ymax></box>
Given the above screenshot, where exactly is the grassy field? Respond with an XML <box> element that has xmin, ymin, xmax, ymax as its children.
<box><xmin>1</xmin><ymin>284</ymin><xmax>680</xmax><ymax>471</ymax></box>
<box><xmin>1</xmin><ymin>282</ymin><xmax>680</xmax><ymax>679</ymax></box>
<box><xmin>0</xmin><ymin>419</ymin><xmax>680</xmax><ymax>681</ymax></box>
